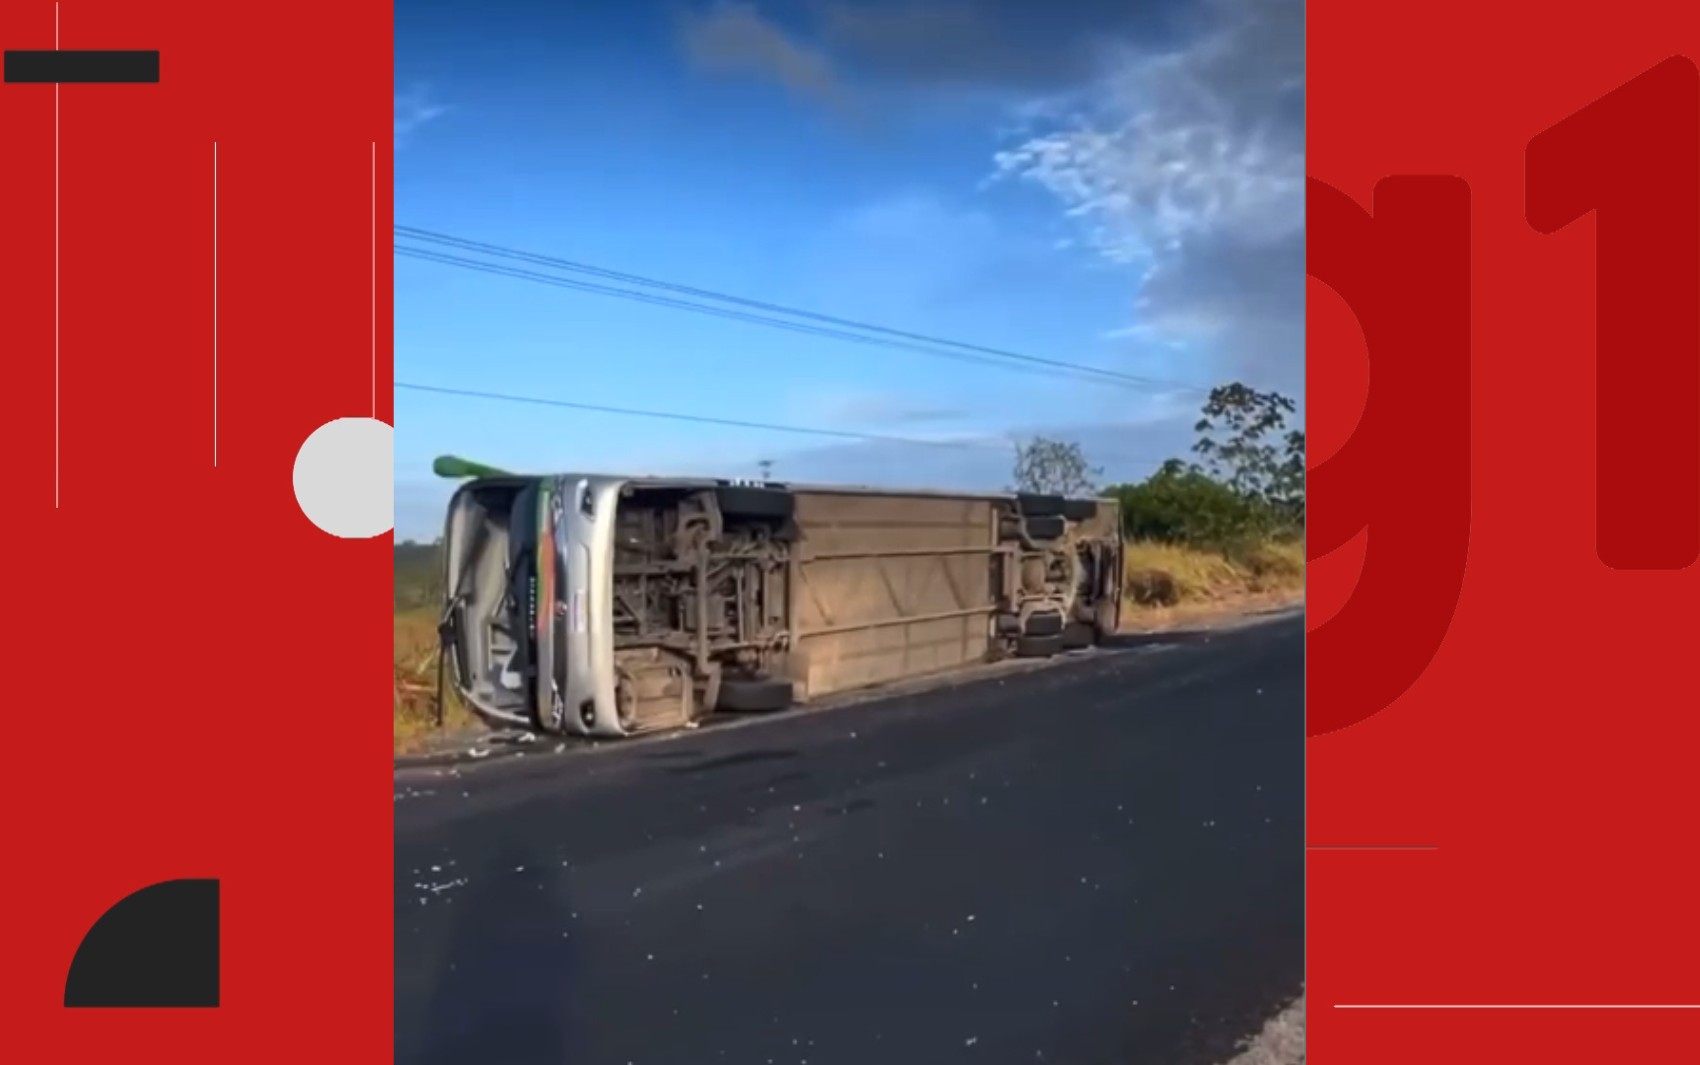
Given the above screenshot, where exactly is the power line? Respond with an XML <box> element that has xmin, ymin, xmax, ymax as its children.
<box><xmin>395</xmin><ymin>245</ymin><xmax>1124</xmax><ymax>388</ymax></box>
<box><xmin>394</xmin><ymin>245</ymin><xmax>1152</xmax><ymax>390</ymax></box>
<box><xmin>394</xmin><ymin>381</ymin><xmax>1013</xmax><ymax>451</ymax></box>
<box><xmin>394</xmin><ymin>224</ymin><xmax>1210</xmax><ymax>395</ymax></box>
<box><xmin>396</xmin><ymin>381</ymin><xmax>1180</xmax><ymax>470</ymax></box>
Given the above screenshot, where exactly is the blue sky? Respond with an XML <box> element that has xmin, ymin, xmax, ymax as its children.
<box><xmin>394</xmin><ymin>0</ymin><xmax>1304</xmax><ymax>540</ymax></box>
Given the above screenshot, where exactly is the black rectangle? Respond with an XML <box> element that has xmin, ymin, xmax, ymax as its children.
<box><xmin>3</xmin><ymin>50</ymin><xmax>159</xmax><ymax>84</ymax></box>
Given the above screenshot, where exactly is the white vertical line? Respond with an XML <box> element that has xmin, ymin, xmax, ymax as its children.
<box><xmin>213</xmin><ymin>141</ymin><xmax>218</xmax><ymax>467</ymax></box>
<box><xmin>371</xmin><ymin>141</ymin><xmax>376</xmax><ymax>419</ymax></box>
<box><xmin>54</xmin><ymin>2</ymin><xmax>60</xmax><ymax>509</ymax></box>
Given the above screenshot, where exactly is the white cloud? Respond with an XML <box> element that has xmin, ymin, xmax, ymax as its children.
<box><xmin>990</xmin><ymin>0</ymin><xmax>1304</xmax><ymax>389</ymax></box>
<box><xmin>637</xmin><ymin>0</ymin><xmax>1303</xmax><ymax>489</ymax></box>
<box><xmin>395</xmin><ymin>86</ymin><xmax>447</xmax><ymax>146</ymax></box>
<box><xmin>672</xmin><ymin>0</ymin><xmax>1304</xmax><ymax>389</ymax></box>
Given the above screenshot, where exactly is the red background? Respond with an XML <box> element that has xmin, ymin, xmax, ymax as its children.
<box><xmin>1309</xmin><ymin>5</ymin><xmax>1700</xmax><ymax>1065</ymax></box>
<box><xmin>0</xmin><ymin>1</ymin><xmax>392</xmax><ymax>1060</ymax></box>
<box><xmin>3</xmin><ymin>1</ymin><xmax>1695</xmax><ymax>1061</ymax></box>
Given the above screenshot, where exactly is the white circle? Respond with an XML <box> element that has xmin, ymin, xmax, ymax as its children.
<box><xmin>293</xmin><ymin>416</ymin><xmax>394</xmax><ymax>538</ymax></box>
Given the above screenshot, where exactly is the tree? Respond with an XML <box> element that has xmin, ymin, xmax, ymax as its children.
<box><xmin>1272</xmin><ymin>428</ymin><xmax>1305</xmax><ymax>526</ymax></box>
<box><xmin>394</xmin><ymin>540</ymin><xmax>446</xmax><ymax>610</ymax></box>
<box><xmin>1191</xmin><ymin>383</ymin><xmax>1304</xmax><ymax>531</ymax></box>
<box><xmin>1110</xmin><ymin>459</ymin><xmax>1257</xmax><ymax>546</ymax></box>
<box><xmin>1011</xmin><ymin>436</ymin><xmax>1102</xmax><ymax>496</ymax></box>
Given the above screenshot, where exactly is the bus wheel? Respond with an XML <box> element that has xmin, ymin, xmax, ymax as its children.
<box><xmin>1024</xmin><ymin>515</ymin><xmax>1067</xmax><ymax>541</ymax></box>
<box><xmin>1016</xmin><ymin>493</ymin><xmax>1066</xmax><ymax>517</ymax></box>
<box><xmin>1062</xmin><ymin>621</ymin><xmax>1096</xmax><ymax>650</ymax></box>
<box><xmin>716</xmin><ymin>486</ymin><xmax>795</xmax><ymax>523</ymax></box>
<box><xmin>1014</xmin><ymin>634</ymin><xmax>1063</xmax><ymax>658</ymax></box>
<box><xmin>716</xmin><ymin>675</ymin><xmax>794</xmax><ymax>713</ymax></box>
<box><xmin>1061</xmin><ymin>498</ymin><xmax>1099</xmax><ymax>522</ymax></box>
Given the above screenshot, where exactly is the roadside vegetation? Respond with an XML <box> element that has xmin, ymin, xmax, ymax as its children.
<box><xmin>393</xmin><ymin>605</ymin><xmax>478</xmax><ymax>754</ymax></box>
<box><xmin>1012</xmin><ymin>382</ymin><xmax>1305</xmax><ymax>621</ymax></box>
<box><xmin>394</xmin><ymin>540</ymin><xmax>464</xmax><ymax>752</ymax></box>
<box><xmin>394</xmin><ymin>381</ymin><xmax>1304</xmax><ymax>750</ymax></box>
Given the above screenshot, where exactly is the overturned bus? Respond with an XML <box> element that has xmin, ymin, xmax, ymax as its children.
<box><xmin>436</xmin><ymin>458</ymin><xmax>1123</xmax><ymax>739</ymax></box>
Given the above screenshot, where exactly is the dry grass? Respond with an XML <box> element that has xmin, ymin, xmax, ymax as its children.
<box><xmin>1218</xmin><ymin>995</ymin><xmax>1305</xmax><ymax>1065</ymax></box>
<box><xmin>1123</xmin><ymin>538</ymin><xmax>1303</xmax><ymax>613</ymax></box>
<box><xmin>394</xmin><ymin>608</ymin><xmax>478</xmax><ymax>753</ymax></box>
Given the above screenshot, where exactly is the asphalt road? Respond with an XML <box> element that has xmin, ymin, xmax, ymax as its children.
<box><xmin>395</xmin><ymin>612</ymin><xmax>1304</xmax><ymax>1065</ymax></box>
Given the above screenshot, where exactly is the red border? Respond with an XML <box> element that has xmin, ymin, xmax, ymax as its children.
<box><xmin>1310</xmin><ymin>3</ymin><xmax>1700</xmax><ymax>1061</ymax></box>
<box><xmin>0</xmin><ymin>1</ymin><xmax>392</xmax><ymax>1058</ymax></box>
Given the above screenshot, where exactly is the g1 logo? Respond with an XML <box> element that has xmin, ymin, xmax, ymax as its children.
<box><xmin>1310</xmin><ymin>56</ymin><xmax>1700</xmax><ymax>736</ymax></box>
<box><xmin>1306</xmin><ymin>176</ymin><xmax>1473</xmax><ymax>738</ymax></box>
<box><xmin>1526</xmin><ymin>55</ymin><xmax>1700</xmax><ymax>571</ymax></box>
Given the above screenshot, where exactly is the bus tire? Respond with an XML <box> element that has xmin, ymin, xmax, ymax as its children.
<box><xmin>1014</xmin><ymin>634</ymin><xmax>1063</xmax><ymax>658</ymax></box>
<box><xmin>1023</xmin><ymin>611</ymin><xmax>1065</xmax><ymax>637</ymax></box>
<box><xmin>716</xmin><ymin>486</ymin><xmax>795</xmax><ymax>524</ymax></box>
<box><xmin>716</xmin><ymin>676</ymin><xmax>794</xmax><ymax>713</ymax></box>
<box><xmin>1016</xmin><ymin>493</ymin><xmax>1066</xmax><ymax>517</ymax></box>
<box><xmin>1024</xmin><ymin>515</ymin><xmax>1067</xmax><ymax>541</ymax></box>
<box><xmin>1061</xmin><ymin>498</ymin><xmax>1099</xmax><ymax>522</ymax></box>
<box><xmin>1062</xmin><ymin>621</ymin><xmax>1096</xmax><ymax>650</ymax></box>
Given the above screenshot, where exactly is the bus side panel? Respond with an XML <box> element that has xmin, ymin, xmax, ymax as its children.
<box><xmin>789</xmin><ymin>490</ymin><xmax>998</xmax><ymax>698</ymax></box>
